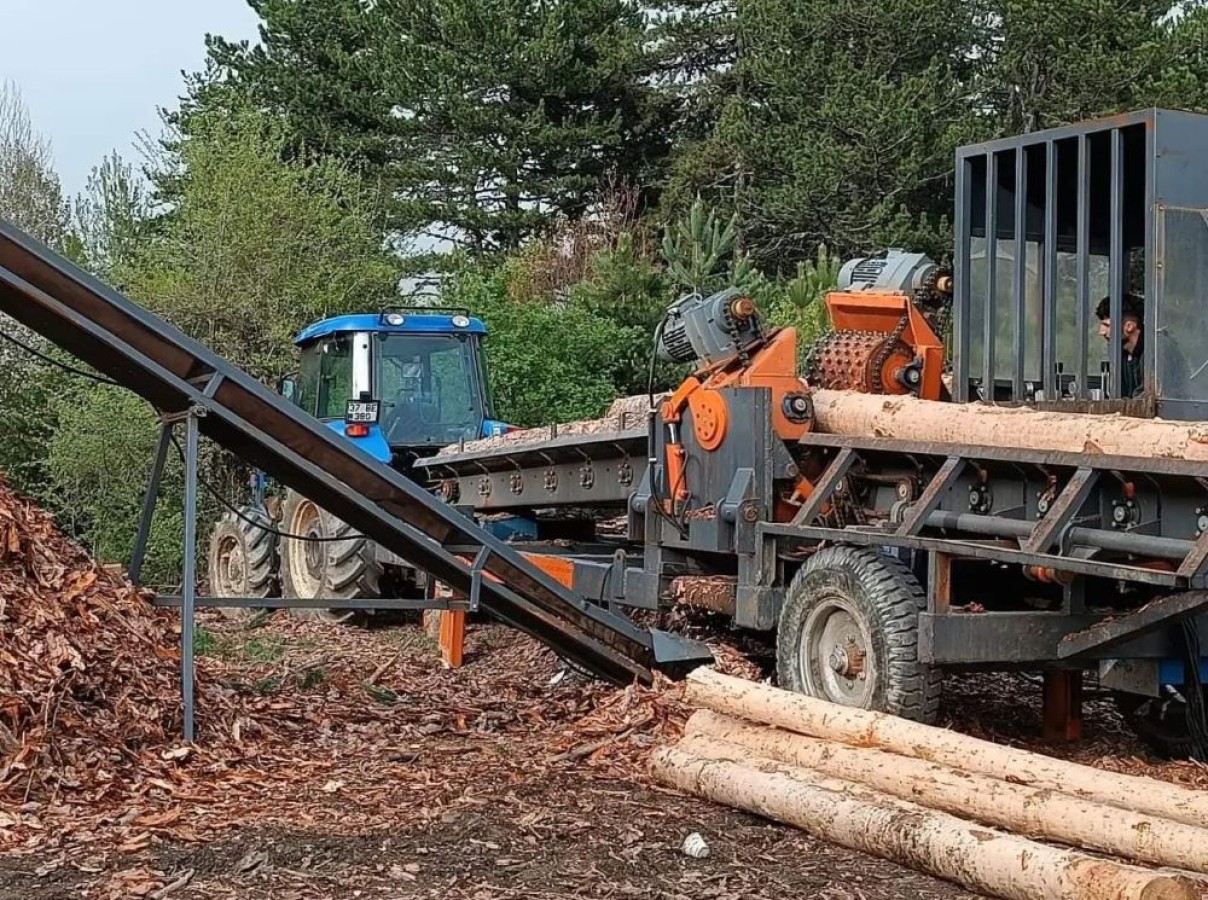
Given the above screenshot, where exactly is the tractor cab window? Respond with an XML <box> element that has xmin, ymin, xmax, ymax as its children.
<box><xmin>376</xmin><ymin>334</ymin><xmax>484</xmax><ymax>445</ymax></box>
<box><xmin>295</xmin><ymin>335</ymin><xmax>354</xmax><ymax>420</ymax></box>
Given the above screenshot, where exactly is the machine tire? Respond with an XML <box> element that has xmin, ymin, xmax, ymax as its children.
<box><xmin>777</xmin><ymin>545</ymin><xmax>940</xmax><ymax>723</ymax></box>
<box><xmin>206</xmin><ymin>507</ymin><xmax>279</xmax><ymax>619</ymax></box>
<box><xmin>279</xmin><ymin>490</ymin><xmax>352</xmax><ymax>623</ymax></box>
<box><xmin>318</xmin><ymin>510</ymin><xmax>383</xmax><ymax>602</ymax></box>
<box><xmin>1113</xmin><ymin>688</ymin><xmax>1207</xmax><ymax>759</ymax></box>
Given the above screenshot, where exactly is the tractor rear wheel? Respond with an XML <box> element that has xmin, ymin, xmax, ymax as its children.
<box><xmin>777</xmin><ymin>545</ymin><xmax>940</xmax><ymax>723</ymax></box>
<box><xmin>279</xmin><ymin>489</ymin><xmax>379</xmax><ymax>622</ymax></box>
<box><xmin>206</xmin><ymin>507</ymin><xmax>278</xmax><ymax>619</ymax></box>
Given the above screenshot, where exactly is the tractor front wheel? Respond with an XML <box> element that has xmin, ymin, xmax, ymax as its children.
<box><xmin>777</xmin><ymin>545</ymin><xmax>940</xmax><ymax>723</ymax></box>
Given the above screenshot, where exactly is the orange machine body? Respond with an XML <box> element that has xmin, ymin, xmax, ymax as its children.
<box><xmin>823</xmin><ymin>289</ymin><xmax>945</xmax><ymax>400</ymax></box>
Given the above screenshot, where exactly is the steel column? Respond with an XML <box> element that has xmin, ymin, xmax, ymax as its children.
<box><xmin>1013</xmin><ymin>147</ymin><xmax>1028</xmax><ymax>399</ymax></box>
<box><xmin>983</xmin><ymin>152</ymin><xmax>999</xmax><ymax>396</ymax></box>
<box><xmin>129</xmin><ymin>421</ymin><xmax>173</xmax><ymax>586</ymax></box>
<box><xmin>1075</xmin><ymin>134</ymin><xmax>1091</xmax><ymax>399</ymax></box>
<box><xmin>181</xmin><ymin>408</ymin><xmax>201</xmax><ymax>742</ymax></box>
<box><xmin>955</xmin><ymin>156</ymin><xmax>972</xmax><ymax>402</ymax></box>
<box><xmin>1043</xmin><ymin>141</ymin><xmax>1058</xmax><ymax>399</ymax></box>
<box><xmin>1109</xmin><ymin>128</ymin><xmax>1124</xmax><ymax>398</ymax></box>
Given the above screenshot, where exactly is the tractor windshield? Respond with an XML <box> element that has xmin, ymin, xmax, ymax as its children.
<box><xmin>375</xmin><ymin>333</ymin><xmax>486</xmax><ymax>446</ymax></box>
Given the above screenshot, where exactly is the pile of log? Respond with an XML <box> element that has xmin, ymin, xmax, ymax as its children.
<box><xmin>653</xmin><ymin>669</ymin><xmax>1208</xmax><ymax>900</ymax></box>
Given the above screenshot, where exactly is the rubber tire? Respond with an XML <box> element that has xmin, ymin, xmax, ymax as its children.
<box><xmin>206</xmin><ymin>507</ymin><xmax>279</xmax><ymax>619</ymax></box>
<box><xmin>777</xmin><ymin>545</ymin><xmax>940</xmax><ymax>723</ymax></box>
<box><xmin>1113</xmin><ymin>689</ymin><xmax>1206</xmax><ymax>759</ymax></box>
<box><xmin>279</xmin><ymin>489</ymin><xmax>379</xmax><ymax>622</ymax></box>
<box><xmin>319</xmin><ymin>509</ymin><xmax>384</xmax><ymax>602</ymax></box>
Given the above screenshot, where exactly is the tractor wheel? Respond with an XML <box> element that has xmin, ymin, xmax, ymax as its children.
<box><xmin>206</xmin><ymin>507</ymin><xmax>279</xmax><ymax>619</ymax></box>
<box><xmin>279</xmin><ymin>490</ymin><xmax>379</xmax><ymax>623</ymax></box>
<box><xmin>1113</xmin><ymin>687</ymin><xmax>1207</xmax><ymax>759</ymax></box>
<box><xmin>318</xmin><ymin>509</ymin><xmax>383</xmax><ymax>602</ymax></box>
<box><xmin>777</xmin><ymin>545</ymin><xmax>940</xmax><ymax>723</ymax></box>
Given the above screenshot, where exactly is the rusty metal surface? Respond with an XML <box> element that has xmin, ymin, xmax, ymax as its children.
<box><xmin>807</xmin><ymin>330</ymin><xmax>911</xmax><ymax>393</ymax></box>
<box><xmin>1057</xmin><ymin>591</ymin><xmax>1208</xmax><ymax>658</ymax></box>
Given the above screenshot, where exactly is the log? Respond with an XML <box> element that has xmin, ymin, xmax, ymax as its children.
<box><xmin>684</xmin><ymin>668</ymin><xmax>1208</xmax><ymax>828</ymax></box>
<box><xmin>684</xmin><ymin>710</ymin><xmax>1208</xmax><ymax>874</ymax></box>
<box><xmin>811</xmin><ymin>389</ymin><xmax>1208</xmax><ymax>460</ymax></box>
<box><xmin>651</xmin><ymin>740</ymin><xmax>1197</xmax><ymax>900</ymax></box>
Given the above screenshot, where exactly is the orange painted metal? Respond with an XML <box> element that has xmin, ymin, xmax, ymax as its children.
<box><xmin>689</xmin><ymin>388</ymin><xmax>729</xmax><ymax>450</ymax></box>
<box><xmin>520</xmin><ymin>552</ymin><xmax>576</xmax><ymax>588</ymax></box>
<box><xmin>823</xmin><ymin>290</ymin><xmax>946</xmax><ymax>400</ymax></box>
<box><xmin>1042</xmin><ymin>670</ymin><xmax>1083</xmax><ymax>742</ymax></box>
<box><xmin>438</xmin><ymin>610</ymin><xmax>466</xmax><ymax>668</ymax></box>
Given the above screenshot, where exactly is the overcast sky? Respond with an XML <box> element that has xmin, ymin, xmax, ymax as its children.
<box><xmin>0</xmin><ymin>0</ymin><xmax>261</xmax><ymax>197</ymax></box>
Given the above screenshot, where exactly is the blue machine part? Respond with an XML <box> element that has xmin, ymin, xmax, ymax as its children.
<box><xmin>294</xmin><ymin>312</ymin><xmax>486</xmax><ymax>345</ymax></box>
<box><xmin>482</xmin><ymin>419</ymin><xmax>513</xmax><ymax>438</ymax></box>
<box><xmin>324</xmin><ymin>419</ymin><xmax>393</xmax><ymax>463</ymax></box>
<box><xmin>483</xmin><ymin>516</ymin><xmax>539</xmax><ymax>541</ymax></box>
<box><xmin>1159</xmin><ymin>658</ymin><xmax>1208</xmax><ymax>686</ymax></box>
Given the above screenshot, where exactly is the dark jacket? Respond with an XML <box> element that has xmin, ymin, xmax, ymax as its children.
<box><xmin>1121</xmin><ymin>332</ymin><xmax>1144</xmax><ymax>398</ymax></box>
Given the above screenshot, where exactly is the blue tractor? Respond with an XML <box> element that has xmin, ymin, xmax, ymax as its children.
<box><xmin>206</xmin><ymin>307</ymin><xmax>517</xmax><ymax>616</ymax></box>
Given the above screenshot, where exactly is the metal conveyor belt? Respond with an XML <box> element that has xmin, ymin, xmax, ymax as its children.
<box><xmin>0</xmin><ymin>218</ymin><xmax>711</xmax><ymax>684</ymax></box>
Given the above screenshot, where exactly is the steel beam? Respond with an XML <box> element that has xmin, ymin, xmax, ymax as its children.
<box><xmin>1057</xmin><ymin>591</ymin><xmax>1208</xmax><ymax>659</ymax></box>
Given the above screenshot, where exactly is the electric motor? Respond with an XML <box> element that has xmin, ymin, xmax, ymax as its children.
<box><xmin>658</xmin><ymin>287</ymin><xmax>761</xmax><ymax>366</ymax></box>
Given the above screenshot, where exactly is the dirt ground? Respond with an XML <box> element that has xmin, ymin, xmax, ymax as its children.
<box><xmin>8</xmin><ymin>608</ymin><xmax>1208</xmax><ymax>900</ymax></box>
<box><xmin>0</xmin><ymin>612</ymin><xmax>1002</xmax><ymax>900</ymax></box>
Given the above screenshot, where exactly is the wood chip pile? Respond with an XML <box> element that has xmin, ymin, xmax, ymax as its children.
<box><xmin>0</xmin><ymin>475</ymin><xmax>184</xmax><ymax>805</ymax></box>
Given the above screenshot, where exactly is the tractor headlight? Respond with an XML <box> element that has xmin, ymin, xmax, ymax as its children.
<box><xmin>451</xmin><ymin>314</ymin><xmax>470</xmax><ymax>328</ymax></box>
<box><xmin>384</xmin><ymin>312</ymin><xmax>405</xmax><ymax>326</ymax></box>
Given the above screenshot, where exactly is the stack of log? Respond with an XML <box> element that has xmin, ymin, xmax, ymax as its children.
<box><xmin>653</xmin><ymin>669</ymin><xmax>1208</xmax><ymax>900</ymax></box>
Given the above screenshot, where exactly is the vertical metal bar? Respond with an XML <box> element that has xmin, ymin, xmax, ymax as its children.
<box><xmin>129</xmin><ymin>421</ymin><xmax>173</xmax><ymax>586</ymax></box>
<box><xmin>1043</xmin><ymin>140</ymin><xmax>1058</xmax><ymax>399</ymax></box>
<box><xmin>1014</xmin><ymin>146</ymin><xmax>1028</xmax><ymax>399</ymax></box>
<box><xmin>983</xmin><ymin>151</ymin><xmax>999</xmax><ymax>399</ymax></box>
<box><xmin>954</xmin><ymin>155</ymin><xmax>971</xmax><ymax>402</ymax></box>
<box><xmin>1075</xmin><ymin>135</ymin><xmax>1091</xmax><ymax>399</ymax></box>
<box><xmin>1108</xmin><ymin>128</ymin><xmax>1124</xmax><ymax>398</ymax></box>
<box><xmin>181</xmin><ymin>409</ymin><xmax>200</xmax><ymax>743</ymax></box>
<box><xmin>1144</xmin><ymin>120</ymin><xmax>1158</xmax><ymax>402</ymax></box>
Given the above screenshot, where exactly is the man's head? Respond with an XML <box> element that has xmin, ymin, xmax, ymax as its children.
<box><xmin>1096</xmin><ymin>293</ymin><xmax>1144</xmax><ymax>353</ymax></box>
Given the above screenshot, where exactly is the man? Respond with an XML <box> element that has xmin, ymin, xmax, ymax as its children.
<box><xmin>1095</xmin><ymin>293</ymin><xmax>1145</xmax><ymax>398</ymax></box>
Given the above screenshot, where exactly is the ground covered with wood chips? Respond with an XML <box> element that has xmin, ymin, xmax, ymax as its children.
<box><xmin>2</xmin><ymin>476</ymin><xmax>1208</xmax><ymax>899</ymax></box>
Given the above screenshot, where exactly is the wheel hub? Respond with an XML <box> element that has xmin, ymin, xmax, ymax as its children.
<box><xmin>801</xmin><ymin>598</ymin><xmax>876</xmax><ymax>707</ymax></box>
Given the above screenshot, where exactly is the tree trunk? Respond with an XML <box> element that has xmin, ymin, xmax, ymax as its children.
<box><xmin>685</xmin><ymin>710</ymin><xmax>1208</xmax><ymax>874</ymax></box>
<box><xmin>811</xmin><ymin>389</ymin><xmax>1208</xmax><ymax>460</ymax></box>
<box><xmin>651</xmin><ymin>741</ymin><xmax>1196</xmax><ymax>900</ymax></box>
<box><xmin>684</xmin><ymin>668</ymin><xmax>1208</xmax><ymax>828</ymax></box>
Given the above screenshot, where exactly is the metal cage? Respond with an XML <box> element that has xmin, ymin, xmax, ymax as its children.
<box><xmin>954</xmin><ymin>109</ymin><xmax>1208</xmax><ymax>420</ymax></box>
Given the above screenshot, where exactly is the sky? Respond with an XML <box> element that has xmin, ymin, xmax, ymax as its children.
<box><xmin>0</xmin><ymin>0</ymin><xmax>262</xmax><ymax>197</ymax></box>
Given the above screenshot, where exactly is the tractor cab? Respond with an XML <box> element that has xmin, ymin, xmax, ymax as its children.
<box><xmin>283</xmin><ymin>308</ymin><xmax>508</xmax><ymax>471</ymax></box>
<box><xmin>953</xmin><ymin>108</ymin><xmax>1208</xmax><ymax>420</ymax></box>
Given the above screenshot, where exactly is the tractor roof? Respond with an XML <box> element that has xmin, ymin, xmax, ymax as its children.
<box><xmin>294</xmin><ymin>311</ymin><xmax>488</xmax><ymax>345</ymax></box>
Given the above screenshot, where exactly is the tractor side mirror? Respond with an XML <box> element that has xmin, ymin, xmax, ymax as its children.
<box><xmin>278</xmin><ymin>372</ymin><xmax>298</xmax><ymax>403</ymax></box>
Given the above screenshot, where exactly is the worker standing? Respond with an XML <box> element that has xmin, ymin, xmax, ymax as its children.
<box><xmin>1095</xmin><ymin>293</ymin><xmax>1146</xmax><ymax>397</ymax></box>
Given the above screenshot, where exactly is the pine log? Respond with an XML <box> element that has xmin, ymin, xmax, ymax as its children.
<box><xmin>811</xmin><ymin>389</ymin><xmax>1208</xmax><ymax>460</ymax></box>
<box><xmin>651</xmin><ymin>741</ymin><xmax>1196</xmax><ymax>900</ymax></box>
<box><xmin>684</xmin><ymin>668</ymin><xmax>1208</xmax><ymax>828</ymax></box>
<box><xmin>684</xmin><ymin>710</ymin><xmax>1208</xmax><ymax>874</ymax></box>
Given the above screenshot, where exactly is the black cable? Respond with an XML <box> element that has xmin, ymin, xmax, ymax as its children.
<box><xmin>0</xmin><ymin>327</ymin><xmax>119</xmax><ymax>385</ymax></box>
<box><xmin>164</xmin><ymin>431</ymin><xmax>350</xmax><ymax>543</ymax></box>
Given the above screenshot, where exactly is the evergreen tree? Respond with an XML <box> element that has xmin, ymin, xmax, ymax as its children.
<box><xmin>203</xmin><ymin>0</ymin><xmax>675</xmax><ymax>255</ymax></box>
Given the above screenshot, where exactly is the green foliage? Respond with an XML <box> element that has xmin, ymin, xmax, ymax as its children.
<box><xmin>661</xmin><ymin>200</ymin><xmax>740</xmax><ymax>294</ymax></box>
<box><xmin>44</xmin><ymin>387</ymin><xmax>187</xmax><ymax>584</ymax></box>
<box><xmin>762</xmin><ymin>245</ymin><xmax>841</xmax><ymax>356</ymax></box>
<box><xmin>448</xmin><ymin>267</ymin><xmax>635</xmax><ymax>425</ymax></box>
<box><xmin>126</xmin><ymin>105</ymin><xmax>400</xmax><ymax>382</ymax></box>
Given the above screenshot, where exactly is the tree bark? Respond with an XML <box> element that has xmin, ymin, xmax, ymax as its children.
<box><xmin>651</xmin><ymin>740</ymin><xmax>1196</xmax><ymax>900</ymax></box>
<box><xmin>685</xmin><ymin>710</ymin><xmax>1208</xmax><ymax>874</ymax></box>
<box><xmin>684</xmin><ymin>668</ymin><xmax>1208</xmax><ymax>829</ymax></box>
<box><xmin>811</xmin><ymin>389</ymin><xmax>1208</xmax><ymax>460</ymax></box>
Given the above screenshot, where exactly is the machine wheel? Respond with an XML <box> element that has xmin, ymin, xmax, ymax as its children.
<box><xmin>206</xmin><ymin>507</ymin><xmax>279</xmax><ymax>619</ymax></box>
<box><xmin>279</xmin><ymin>490</ymin><xmax>379</xmax><ymax>622</ymax></box>
<box><xmin>318</xmin><ymin>509</ymin><xmax>383</xmax><ymax>602</ymax></box>
<box><xmin>777</xmin><ymin>545</ymin><xmax>940</xmax><ymax>723</ymax></box>
<box><xmin>1113</xmin><ymin>687</ymin><xmax>1207</xmax><ymax>759</ymax></box>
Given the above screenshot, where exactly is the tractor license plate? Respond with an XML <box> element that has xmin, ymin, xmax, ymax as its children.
<box><xmin>346</xmin><ymin>400</ymin><xmax>380</xmax><ymax>423</ymax></box>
